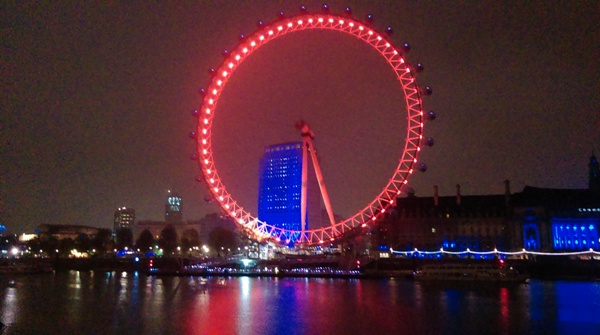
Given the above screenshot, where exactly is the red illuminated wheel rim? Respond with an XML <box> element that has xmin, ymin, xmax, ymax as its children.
<box><xmin>195</xmin><ymin>12</ymin><xmax>426</xmax><ymax>245</ymax></box>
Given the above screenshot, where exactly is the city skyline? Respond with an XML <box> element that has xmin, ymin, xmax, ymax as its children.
<box><xmin>2</xmin><ymin>2</ymin><xmax>598</xmax><ymax>233</ymax></box>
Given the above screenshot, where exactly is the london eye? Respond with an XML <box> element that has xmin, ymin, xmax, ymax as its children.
<box><xmin>192</xmin><ymin>5</ymin><xmax>433</xmax><ymax>245</ymax></box>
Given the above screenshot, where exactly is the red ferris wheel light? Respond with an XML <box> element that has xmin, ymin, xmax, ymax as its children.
<box><xmin>195</xmin><ymin>10</ymin><xmax>429</xmax><ymax>245</ymax></box>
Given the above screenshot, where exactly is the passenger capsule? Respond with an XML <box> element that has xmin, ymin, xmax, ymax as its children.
<box><xmin>428</xmin><ymin>111</ymin><xmax>436</xmax><ymax>121</ymax></box>
<box><xmin>425</xmin><ymin>137</ymin><xmax>435</xmax><ymax>147</ymax></box>
<box><xmin>421</xmin><ymin>86</ymin><xmax>433</xmax><ymax>96</ymax></box>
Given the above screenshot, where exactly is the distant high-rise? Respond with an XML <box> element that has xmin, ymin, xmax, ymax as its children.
<box><xmin>165</xmin><ymin>191</ymin><xmax>183</xmax><ymax>223</ymax></box>
<box><xmin>590</xmin><ymin>152</ymin><xmax>600</xmax><ymax>191</ymax></box>
<box><xmin>113</xmin><ymin>207</ymin><xmax>135</xmax><ymax>235</ymax></box>
<box><xmin>257</xmin><ymin>142</ymin><xmax>320</xmax><ymax>232</ymax></box>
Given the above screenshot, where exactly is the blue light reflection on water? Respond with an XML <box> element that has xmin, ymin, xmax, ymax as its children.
<box><xmin>0</xmin><ymin>271</ymin><xmax>599</xmax><ymax>335</ymax></box>
<box><xmin>555</xmin><ymin>281</ymin><xmax>600</xmax><ymax>334</ymax></box>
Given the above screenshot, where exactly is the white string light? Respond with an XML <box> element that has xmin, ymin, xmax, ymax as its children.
<box><xmin>389</xmin><ymin>248</ymin><xmax>600</xmax><ymax>256</ymax></box>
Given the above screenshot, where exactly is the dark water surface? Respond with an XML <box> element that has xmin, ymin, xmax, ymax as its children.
<box><xmin>1</xmin><ymin>271</ymin><xmax>599</xmax><ymax>335</ymax></box>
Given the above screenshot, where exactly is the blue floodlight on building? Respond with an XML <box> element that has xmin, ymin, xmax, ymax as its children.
<box><xmin>258</xmin><ymin>142</ymin><xmax>304</xmax><ymax>232</ymax></box>
<box><xmin>552</xmin><ymin>218</ymin><xmax>599</xmax><ymax>250</ymax></box>
<box><xmin>257</xmin><ymin>141</ymin><xmax>323</xmax><ymax>242</ymax></box>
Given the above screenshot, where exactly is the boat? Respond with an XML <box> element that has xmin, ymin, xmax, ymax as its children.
<box><xmin>413</xmin><ymin>262</ymin><xmax>528</xmax><ymax>283</ymax></box>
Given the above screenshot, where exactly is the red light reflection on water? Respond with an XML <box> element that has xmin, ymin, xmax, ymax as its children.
<box><xmin>499</xmin><ymin>287</ymin><xmax>510</xmax><ymax>335</ymax></box>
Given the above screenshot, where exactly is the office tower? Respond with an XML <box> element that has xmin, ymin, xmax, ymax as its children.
<box><xmin>165</xmin><ymin>191</ymin><xmax>183</xmax><ymax>223</ymax></box>
<box><xmin>113</xmin><ymin>207</ymin><xmax>135</xmax><ymax>235</ymax></box>
<box><xmin>257</xmin><ymin>142</ymin><xmax>321</xmax><ymax>232</ymax></box>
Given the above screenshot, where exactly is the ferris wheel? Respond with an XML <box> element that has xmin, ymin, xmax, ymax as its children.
<box><xmin>192</xmin><ymin>5</ymin><xmax>434</xmax><ymax>245</ymax></box>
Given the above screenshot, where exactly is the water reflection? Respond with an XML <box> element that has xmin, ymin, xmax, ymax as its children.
<box><xmin>554</xmin><ymin>282</ymin><xmax>600</xmax><ymax>334</ymax></box>
<box><xmin>1</xmin><ymin>285</ymin><xmax>17</xmax><ymax>325</ymax></box>
<box><xmin>0</xmin><ymin>273</ymin><xmax>599</xmax><ymax>335</ymax></box>
<box><xmin>498</xmin><ymin>287</ymin><xmax>510</xmax><ymax>335</ymax></box>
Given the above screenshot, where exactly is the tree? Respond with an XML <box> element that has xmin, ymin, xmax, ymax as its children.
<box><xmin>158</xmin><ymin>224</ymin><xmax>178</xmax><ymax>255</ymax></box>
<box><xmin>58</xmin><ymin>238</ymin><xmax>75</xmax><ymax>257</ymax></box>
<box><xmin>136</xmin><ymin>229</ymin><xmax>155</xmax><ymax>252</ymax></box>
<box><xmin>180</xmin><ymin>228</ymin><xmax>200</xmax><ymax>252</ymax></box>
<box><xmin>75</xmin><ymin>234</ymin><xmax>92</xmax><ymax>253</ymax></box>
<box><xmin>115</xmin><ymin>228</ymin><xmax>134</xmax><ymax>250</ymax></box>
<box><xmin>92</xmin><ymin>229</ymin><xmax>113</xmax><ymax>255</ymax></box>
<box><xmin>29</xmin><ymin>236</ymin><xmax>59</xmax><ymax>256</ymax></box>
<box><xmin>208</xmin><ymin>227</ymin><xmax>238</xmax><ymax>257</ymax></box>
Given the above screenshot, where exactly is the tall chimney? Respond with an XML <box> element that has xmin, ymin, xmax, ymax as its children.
<box><xmin>434</xmin><ymin>185</ymin><xmax>439</xmax><ymax>206</ymax></box>
<box><xmin>504</xmin><ymin>180</ymin><xmax>511</xmax><ymax>211</ymax></box>
<box><xmin>456</xmin><ymin>184</ymin><xmax>461</xmax><ymax>205</ymax></box>
<box><xmin>504</xmin><ymin>180</ymin><xmax>511</xmax><ymax>195</ymax></box>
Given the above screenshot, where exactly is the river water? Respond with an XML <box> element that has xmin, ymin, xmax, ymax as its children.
<box><xmin>1</xmin><ymin>271</ymin><xmax>599</xmax><ymax>335</ymax></box>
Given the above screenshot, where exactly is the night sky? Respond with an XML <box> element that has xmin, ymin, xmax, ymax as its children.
<box><xmin>2</xmin><ymin>1</ymin><xmax>598</xmax><ymax>233</ymax></box>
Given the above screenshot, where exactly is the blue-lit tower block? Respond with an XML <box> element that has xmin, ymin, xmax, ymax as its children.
<box><xmin>258</xmin><ymin>142</ymin><xmax>321</xmax><ymax>236</ymax></box>
<box><xmin>165</xmin><ymin>191</ymin><xmax>183</xmax><ymax>223</ymax></box>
